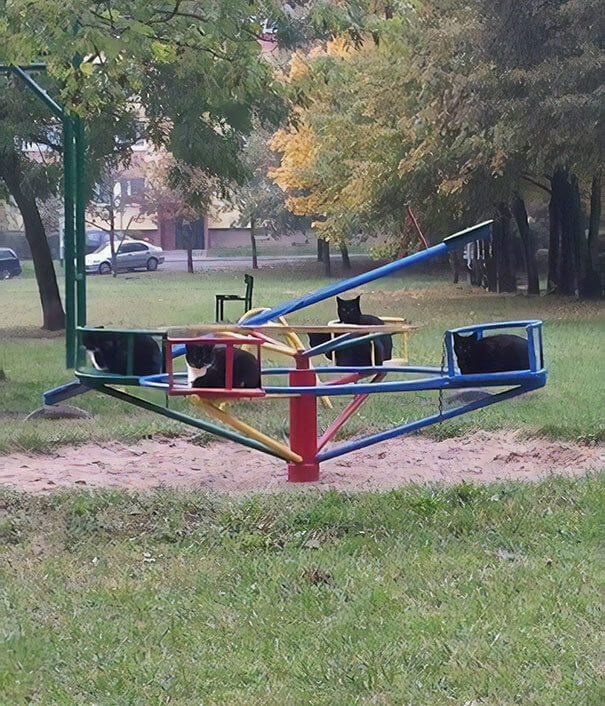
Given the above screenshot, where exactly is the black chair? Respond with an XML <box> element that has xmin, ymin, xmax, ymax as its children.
<box><xmin>215</xmin><ymin>274</ymin><xmax>254</xmax><ymax>322</ymax></box>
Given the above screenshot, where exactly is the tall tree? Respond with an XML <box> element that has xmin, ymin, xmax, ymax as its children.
<box><xmin>270</xmin><ymin>0</ymin><xmax>601</xmax><ymax>295</ymax></box>
<box><xmin>235</xmin><ymin>125</ymin><xmax>310</xmax><ymax>268</ymax></box>
<box><xmin>0</xmin><ymin>0</ymin><xmax>294</xmax><ymax>327</ymax></box>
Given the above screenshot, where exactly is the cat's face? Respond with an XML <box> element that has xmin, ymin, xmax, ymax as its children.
<box><xmin>81</xmin><ymin>330</ymin><xmax>116</xmax><ymax>371</ymax></box>
<box><xmin>337</xmin><ymin>295</ymin><xmax>362</xmax><ymax>323</ymax></box>
<box><xmin>185</xmin><ymin>344</ymin><xmax>215</xmax><ymax>368</ymax></box>
<box><xmin>453</xmin><ymin>332</ymin><xmax>478</xmax><ymax>364</ymax></box>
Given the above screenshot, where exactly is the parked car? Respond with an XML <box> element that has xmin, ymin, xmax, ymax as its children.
<box><xmin>85</xmin><ymin>240</ymin><xmax>164</xmax><ymax>274</ymax></box>
<box><xmin>0</xmin><ymin>248</ymin><xmax>22</xmax><ymax>279</ymax></box>
<box><xmin>85</xmin><ymin>229</ymin><xmax>110</xmax><ymax>254</ymax></box>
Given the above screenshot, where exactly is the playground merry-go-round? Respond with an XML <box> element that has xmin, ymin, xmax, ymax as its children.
<box><xmin>3</xmin><ymin>63</ymin><xmax>546</xmax><ymax>483</ymax></box>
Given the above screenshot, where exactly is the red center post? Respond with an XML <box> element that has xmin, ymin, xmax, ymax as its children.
<box><xmin>287</xmin><ymin>354</ymin><xmax>319</xmax><ymax>481</ymax></box>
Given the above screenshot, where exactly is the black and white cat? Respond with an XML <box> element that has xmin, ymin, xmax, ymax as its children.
<box><xmin>185</xmin><ymin>343</ymin><xmax>261</xmax><ymax>388</ymax></box>
<box><xmin>81</xmin><ymin>329</ymin><xmax>163</xmax><ymax>375</ymax></box>
<box><xmin>453</xmin><ymin>332</ymin><xmax>530</xmax><ymax>374</ymax></box>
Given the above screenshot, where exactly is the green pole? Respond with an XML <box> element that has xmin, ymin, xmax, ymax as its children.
<box><xmin>63</xmin><ymin>118</ymin><xmax>76</xmax><ymax>368</ymax></box>
<box><xmin>10</xmin><ymin>66</ymin><xmax>64</xmax><ymax>118</ymax></box>
<box><xmin>74</xmin><ymin>116</ymin><xmax>87</xmax><ymax>366</ymax></box>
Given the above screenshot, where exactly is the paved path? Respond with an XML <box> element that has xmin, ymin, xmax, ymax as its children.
<box><xmin>161</xmin><ymin>251</ymin><xmax>369</xmax><ymax>271</ymax></box>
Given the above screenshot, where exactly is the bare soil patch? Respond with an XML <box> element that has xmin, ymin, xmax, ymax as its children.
<box><xmin>0</xmin><ymin>431</ymin><xmax>602</xmax><ymax>493</ymax></box>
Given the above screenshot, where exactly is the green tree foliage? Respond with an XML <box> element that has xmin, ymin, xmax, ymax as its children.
<box><xmin>0</xmin><ymin>0</ymin><xmax>294</xmax><ymax>328</ymax></box>
<box><xmin>271</xmin><ymin>0</ymin><xmax>602</xmax><ymax>296</ymax></box>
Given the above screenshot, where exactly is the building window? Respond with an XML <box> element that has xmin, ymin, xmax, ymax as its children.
<box><xmin>120</xmin><ymin>178</ymin><xmax>145</xmax><ymax>203</ymax></box>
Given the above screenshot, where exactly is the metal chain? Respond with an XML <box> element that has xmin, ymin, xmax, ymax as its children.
<box><xmin>438</xmin><ymin>337</ymin><xmax>446</xmax><ymax>419</ymax></box>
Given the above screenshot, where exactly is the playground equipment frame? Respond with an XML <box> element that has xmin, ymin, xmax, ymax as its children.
<box><xmin>4</xmin><ymin>65</ymin><xmax>546</xmax><ymax>482</ymax></box>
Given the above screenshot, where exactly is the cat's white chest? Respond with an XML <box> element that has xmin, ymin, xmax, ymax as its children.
<box><xmin>88</xmin><ymin>351</ymin><xmax>104</xmax><ymax>371</ymax></box>
<box><xmin>187</xmin><ymin>363</ymin><xmax>209</xmax><ymax>385</ymax></box>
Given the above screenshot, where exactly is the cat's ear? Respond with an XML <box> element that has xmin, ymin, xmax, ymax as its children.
<box><xmin>353</xmin><ymin>295</ymin><xmax>361</xmax><ymax>304</ymax></box>
<box><xmin>468</xmin><ymin>331</ymin><xmax>479</xmax><ymax>341</ymax></box>
<box><xmin>336</xmin><ymin>296</ymin><xmax>343</xmax><ymax>304</ymax></box>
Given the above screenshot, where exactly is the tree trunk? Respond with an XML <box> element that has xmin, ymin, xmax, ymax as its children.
<box><xmin>511</xmin><ymin>195</ymin><xmax>540</xmax><ymax>295</ymax></box>
<box><xmin>339</xmin><ymin>242</ymin><xmax>351</xmax><ymax>269</ymax></box>
<box><xmin>570</xmin><ymin>173</ymin><xmax>587</xmax><ymax>295</ymax></box>
<box><xmin>587</xmin><ymin>170</ymin><xmax>601</xmax><ymax>267</ymax></box>
<box><xmin>551</xmin><ymin>168</ymin><xmax>577</xmax><ymax>296</ymax></box>
<box><xmin>250</xmin><ymin>218</ymin><xmax>258</xmax><ymax>270</ymax></box>
<box><xmin>579</xmin><ymin>170</ymin><xmax>602</xmax><ymax>298</ymax></box>
<box><xmin>317</xmin><ymin>237</ymin><xmax>325</xmax><ymax>262</ymax></box>
<box><xmin>547</xmin><ymin>184</ymin><xmax>560</xmax><ymax>293</ymax></box>
<box><xmin>187</xmin><ymin>245</ymin><xmax>194</xmax><ymax>274</ymax></box>
<box><xmin>494</xmin><ymin>203</ymin><xmax>517</xmax><ymax>293</ymax></box>
<box><xmin>0</xmin><ymin>151</ymin><xmax>65</xmax><ymax>330</ymax></box>
<box><xmin>450</xmin><ymin>251</ymin><xmax>461</xmax><ymax>284</ymax></box>
<box><xmin>549</xmin><ymin>167</ymin><xmax>588</xmax><ymax>297</ymax></box>
<box><xmin>323</xmin><ymin>239</ymin><xmax>331</xmax><ymax>277</ymax></box>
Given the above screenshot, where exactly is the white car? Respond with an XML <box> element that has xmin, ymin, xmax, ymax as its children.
<box><xmin>85</xmin><ymin>240</ymin><xmax>164</xmax><ymax>274</ymax></box>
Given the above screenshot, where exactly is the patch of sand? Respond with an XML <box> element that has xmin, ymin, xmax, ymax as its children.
<box><xmin>0</xmin><ymin>432</ymin><xmax>602</xmax><ymax>493</ymax></box>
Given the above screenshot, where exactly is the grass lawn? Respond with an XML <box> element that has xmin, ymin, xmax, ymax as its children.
<box><xmin>0</xmin><ymin>475</ymin><xmax>602</xmax><ymax>704</ymax></box>
<box><xmin>0</xmin><ymin>260</ymin><xmax>603</xmax><ymax>453</ymax></box>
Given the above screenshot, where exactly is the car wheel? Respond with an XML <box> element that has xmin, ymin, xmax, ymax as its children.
<box><xmin>146</xmin><ymin>257</ymin><xmax>158</xmax><ymax>271</ymax></box>
<box><xmin>0</xmin><ymin>268</ymin><xmax>11</xmax><ymax>280</ymax></box>
<box><xmin>98</xmin><ymin>262</ymin><xmax>112</xmax><ymax>275</ymax></box>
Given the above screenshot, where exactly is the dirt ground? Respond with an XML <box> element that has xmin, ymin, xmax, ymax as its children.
<box><xmin>0</xmin><ymin>431</ymin><xmax>602</xmax><ymax>493</ymax></box>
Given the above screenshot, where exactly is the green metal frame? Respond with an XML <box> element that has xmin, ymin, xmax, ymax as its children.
<box><xmin>89</xmin><ymin>384</ymin><xmax>287</xmax><ymax>460</ymax></box>
<box><xmin>0</xmin><ymin>64</ymin><xmax>85</xmax><ymax>368</ymax></box>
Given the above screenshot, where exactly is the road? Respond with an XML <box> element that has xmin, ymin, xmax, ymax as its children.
<box><xmin>161</xmin><ymin>251</ymin><xmax>369</xmax><ymax>272</ymax></box>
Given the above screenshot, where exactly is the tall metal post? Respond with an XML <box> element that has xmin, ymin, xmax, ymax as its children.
<box><xmin>74</xmin><ymin>115</ymin><xmax>87</xmax><ymax>366</ymax></box>
<box><xmin>287</xmin><ymin>355</ymin><xmax>319</xmax><ymax>482</ymax></box>
<box><xmin>62</xmin><ymin>117</ymin><xmax>76</xmax><ymax>368</ymax></box>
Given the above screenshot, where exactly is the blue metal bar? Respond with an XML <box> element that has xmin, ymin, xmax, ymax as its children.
<box><xmin>448</xmin><ymin>320</ymin><xmax>542</xmax><ymax>333</ymax></box>
<box><xmin>301</xmin><ymin>332</ymin><xmax>356</xmax><ymax>358</ymax></box>
<box><xmin>43</xmin><ymin>380</ymin><xmax>91</xmax><ymax>405</ymax></box>
<box><xmin>302</xmin><ymin>330</ymin><xmax>394</xmax><ymax>359</ymax></box>
<box><xmin>538</xmin><ymin>326</ymin><xmax>545</xmax><ymax>368</ymax></box>
<box><xmin>317</xmin><ymin>383</ymin><xmax>542</xmax><ymax>462</ymax></box>
<box><xmin>245</xmin><ymin>221</ymin><xmax>493</xmax><ymax>325</ymax></box>
<box><xmin>526</xmin><ymin>325</ymin><xmax>537</xmax><ymax>372</ymax></box>
<box><xmin>262</xmin><ymin>365</ymin><xmax>444</xmax><ymax>376</ymax></box>
<box><xmin>264</xmin><ymin>369</ymin><xmax>546</xmax><ymax>396</ymax></box>
<box><xmin>139</xmin><ymin>365</ymin><xmax>445</xmax><ymax>390</ymax></box>
<box><xmin>445</xmin><ymin>331</ymin><xmax>456</xmax><ymax>376</ymax></box>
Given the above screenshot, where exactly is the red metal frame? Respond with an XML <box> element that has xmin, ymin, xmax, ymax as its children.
<box><xmin>317</xmin><ymin>373</ymin><xmax>386</xmax><ymax>451</ymax></box>
<box><xmin>287</xmin><ymin>354</ymin><xmax>319</xmax><ymax>482</ymax></box>
<box><xmin>321</xmin><ymin>371</ymin><xmax>367</xmax><ymax>386</ymax></box>
<box><xmin>165</xmin><ymin>335</ymin><xmax>265</xmax><ymax>398</ymax></box>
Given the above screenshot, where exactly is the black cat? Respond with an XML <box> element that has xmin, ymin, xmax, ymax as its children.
<box><xmin>336</xmin><ymin>295</ymin><xmax>393</xmax><ymax>361</ymax></box>
<box><xmin>308</xmin><ymin>332</ymin><xmax>384</xmax><ymax>367</ymax></box>
<box><xmin>82</xmin><ymin>329</ymin><xmax>163</xmax><ymax>376</ymax></box>
<box><xmin>185</xmin><ymin>343</ymin><xmax>260</xmax><ymax>388</ymax></box>
<box><xmin>453</xmin><ymin>332</ymin><xmax>530</xmax><ymax>374</ymax></box>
